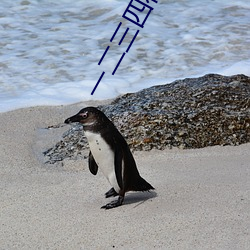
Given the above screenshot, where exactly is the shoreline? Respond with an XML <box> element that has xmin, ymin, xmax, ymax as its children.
<box><xmin>0</xmin><ymin>102</ymin><xmax>250</xmax><ymax>249</ymax></box>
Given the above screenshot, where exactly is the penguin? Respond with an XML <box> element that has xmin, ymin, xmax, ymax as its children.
<box><xmin>64</xmin><ymin>107</ymin><xmax>154</xmax><ymax>209</ymax></box>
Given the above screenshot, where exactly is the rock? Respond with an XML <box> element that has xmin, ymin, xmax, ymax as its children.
<box><xmin>43</xmin><ymin>74</ymin><xmax>250</xmax><ymax>164</ymax></box>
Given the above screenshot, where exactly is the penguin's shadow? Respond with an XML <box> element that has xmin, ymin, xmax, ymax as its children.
<box><xmin>122</xmin><ymin>191</ymin><xmax>157</xmax><ymax>208</ymax></box>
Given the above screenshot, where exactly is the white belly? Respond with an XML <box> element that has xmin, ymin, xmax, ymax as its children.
<box><xmin>85</xmin><ymin>131</ymin><xmax>120</xmax><ymax>193</ymax></box>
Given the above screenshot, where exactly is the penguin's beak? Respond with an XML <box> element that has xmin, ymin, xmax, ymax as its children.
<box><xmin>64</xmin><ymin>114</ymin><xmax>81</xmax><ymax>124</ymax></box>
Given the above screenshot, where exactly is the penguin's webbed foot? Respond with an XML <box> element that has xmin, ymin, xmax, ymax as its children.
<box><xmin>105</xmin><ymin>187</ymin><xmax>118</xmax><ymax>198</ymax></box>
<box><xmin>101</xmin><ymin>196</ymin><xmax>124</xmax><ymax>209</ymax></box>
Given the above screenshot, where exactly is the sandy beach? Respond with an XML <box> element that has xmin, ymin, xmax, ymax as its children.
<box><xmin>0</xmin><ymin>101</ymin><xmax>249</xmax><ymax>249</ymax></box>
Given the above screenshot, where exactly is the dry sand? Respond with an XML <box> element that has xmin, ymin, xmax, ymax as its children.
<box><xmin>0</xmin><ymin>101</ymin><xmax>249</xmax><ymax>249</ymax></box>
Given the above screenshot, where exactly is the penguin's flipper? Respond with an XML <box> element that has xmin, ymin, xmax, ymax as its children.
<box><xmin>114</xmin><ymin>146</ymin><xmax>123</xmax><ymax>190</ymax></box>
<box><xmin>105</xmin><ymin>187</ymin><xmax>118</xmax><ymax>198</ymax></box>
<box><xmin>101</xmin><ymin>196</ymin><xmax>124</xmax><ymax>209</ymax></box>
<box><xmin>88</xmin><ymin>151</ymin><xmax>98</xmax><ymax>175</ymax></box>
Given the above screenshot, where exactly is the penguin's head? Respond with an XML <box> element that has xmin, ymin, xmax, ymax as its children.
<box><xmin>64</xmin><ymin>107</ymin><xmax>109</xmax><ymax>129</ymax></box>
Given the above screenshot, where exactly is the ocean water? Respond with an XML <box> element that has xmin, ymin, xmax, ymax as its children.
<box><xmin>0</xmin><ymin>0</ymin><xmax>249</xmax><ymax>112</ymax></box>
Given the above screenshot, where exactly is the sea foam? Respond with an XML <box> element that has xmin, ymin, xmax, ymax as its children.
<box><xmin>0</xmin><ymin>0</ymin><xmax>249</xmax><ymax>112</ymax></box>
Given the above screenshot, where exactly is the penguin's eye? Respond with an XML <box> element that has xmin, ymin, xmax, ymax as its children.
<box><xmin>79</xmin><ymin>112</ymin><xmax>88</xmax><ymax>119</ymax></box>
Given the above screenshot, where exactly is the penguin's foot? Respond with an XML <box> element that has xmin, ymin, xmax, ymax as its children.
<box><xmin>101</xmin><ymin>196</ymin><xmax>124</xmax><ymax>209</ymax></box>
<box><xmin>105</xmin><ymin>187</ymin><xmax>118</xmax><ymax>198</ymax></box>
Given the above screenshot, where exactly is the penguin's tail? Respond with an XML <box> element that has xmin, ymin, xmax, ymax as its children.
<box><xmin>132</xmin><ymin>176</ymin><xmax>154</xmax><ymax>192</ymax></box>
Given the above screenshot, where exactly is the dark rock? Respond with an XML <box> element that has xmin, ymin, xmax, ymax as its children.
<box><xmin>43</xmin><ymin>74</ymin><xmax>250</xmax><ymax>163</ymax></box>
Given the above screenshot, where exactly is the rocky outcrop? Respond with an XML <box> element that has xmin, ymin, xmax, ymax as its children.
<box><xmin>44</xmin><ymin>74</ymin><xmax>250</xmax><ymax>163</ymax></box>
